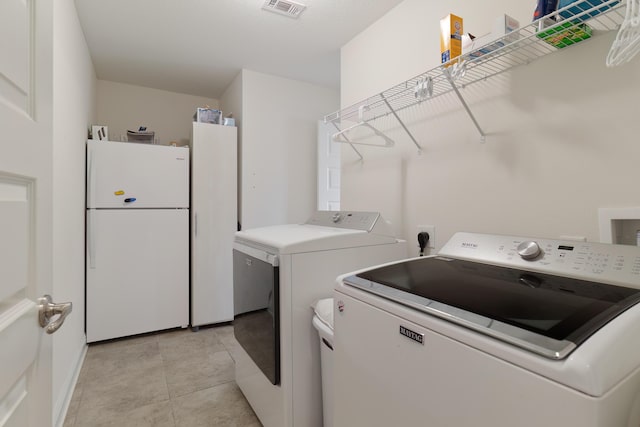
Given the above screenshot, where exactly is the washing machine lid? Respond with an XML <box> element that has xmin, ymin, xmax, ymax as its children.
<box><xmin>344</xmin><ymin>255</ymin><xmax>640</xmax><ymax>360</ymax></box>
<box><xmin>235</xmin><ymin>211</ymin><xmax>398</xmax><ymax>254</ymax></box>
<box><xmin>235</xmin><ymin>223</ymin><xmax>363</xmax><ymax>252</ymax></box>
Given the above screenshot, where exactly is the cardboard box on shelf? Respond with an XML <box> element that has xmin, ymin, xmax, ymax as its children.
<box><xmin>440</xmin><ymin>14</ymin><xmax>463</xmax><ymax>65</ymax></box>
<box><xmin>494</xmin><ymin>14</ymin><xmax>520</xmax><ymax>41</ymax></box>
<box><xmin>462</xmin><ymin>14</ymin><xmax>520</xmax><ymax>59</ymax></box>
<box><xmin>537</xmin><ymin>21</ymin><xmax>592</xmax><ymax>48</ymax></box>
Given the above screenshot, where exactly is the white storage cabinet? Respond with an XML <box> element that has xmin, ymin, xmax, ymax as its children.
<box><xmin>190</xmin><ymin>122</ymin><xmax>238</xmax><ymax>327</ymax></box>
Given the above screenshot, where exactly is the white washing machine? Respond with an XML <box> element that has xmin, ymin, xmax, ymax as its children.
<box><xmin>232</xmin><ymin>211</ymin><xmax>407</xmax><ymax>427</ymax></box>
<box><xmin>334</xmin><ymin>232</ymin><xmax>640</xmax><ymax>427</ymax></box>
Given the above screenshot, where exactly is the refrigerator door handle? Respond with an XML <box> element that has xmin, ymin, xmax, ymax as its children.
<box><xmin>194</xmin><ymin>213</ymin><xmax>197</xmax><ymax>237</ymax></box>
<box><xmin>87</xmin><ymin>148</ymin><xmax>95</xmax><ymax>206</ymax></box>
<box><xmin>88</xmin><ymin>210</ymin><xmax>96</xmax><ymax>269</ymax></box>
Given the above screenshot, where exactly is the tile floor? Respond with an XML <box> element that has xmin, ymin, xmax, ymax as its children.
<box><xmin>64</xmin><ymin>324</ymin><xmax>262</xmax><ymax>427</ymax></box>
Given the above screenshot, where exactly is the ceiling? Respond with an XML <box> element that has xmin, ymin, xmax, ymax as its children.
<box><xmin>74</xmin><ymin>0</ymin><xmax>405</xmax><ymax>99</ymax></box>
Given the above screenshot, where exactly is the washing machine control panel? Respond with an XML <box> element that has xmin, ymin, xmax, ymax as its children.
<box><xmin>517</xmin><ymin>241</ymin><xmax>542</xmax><ymax>260</ymax></box>
<box><xmin>440</xmin><ymin>232</ymin><xmax>640</xmax><ymax>288</ymax></box>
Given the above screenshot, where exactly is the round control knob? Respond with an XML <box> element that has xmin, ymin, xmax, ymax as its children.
<box><xmin>332</xmin><ymin>212</ymin><xmax>342</xmax><ymax>223</ymax></box>
<box><xmin>517</xmin><ymin>241</ymin><xmax>541</xmax><ymax>260</ymax></box>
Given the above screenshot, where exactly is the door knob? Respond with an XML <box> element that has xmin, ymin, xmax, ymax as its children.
<box><xmin>38</xmin><ymin>295</ymin><xmax>72</xmax><ymax>334</ymax></box>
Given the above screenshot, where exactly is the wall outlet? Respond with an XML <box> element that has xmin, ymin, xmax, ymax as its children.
<box><xmin>417</xmin><ymin>225</ymin><xmax>435</xmax><ymax>249</ymax></box>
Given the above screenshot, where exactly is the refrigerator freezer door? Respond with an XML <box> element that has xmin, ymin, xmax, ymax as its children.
<box><xmin>86</xmin><ymin>208</ymin><xmax>189</xmax><ymax>342</ymax></box>
<box><xmin>87</xmin><ymin>140</ymin><xmax>189</xmax><ymax>208</ymax></box>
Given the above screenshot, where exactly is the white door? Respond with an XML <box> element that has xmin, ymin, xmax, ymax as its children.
<box><xmin>317</xmin><ymin>120</ymin><xmax>341</xmax><ymax>211</ymax></box>
<box><xmin>0</xmin><ymin>1</ymin><xmax>68</xmax><ymax>426</ymax></box>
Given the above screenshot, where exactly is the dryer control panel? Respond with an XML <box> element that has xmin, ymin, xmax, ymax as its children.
<box><xmin>306</xmin><ymin>211</ymin><xmax>393</xmax><ymax>235</ymax></box>
<box><xmin>439</xmin><ymin>232</ymin><xmax>640</xmax><ymax>288</ymax></box>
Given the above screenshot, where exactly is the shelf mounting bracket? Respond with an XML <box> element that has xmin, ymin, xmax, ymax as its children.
<box><xmin>330</xmin><ymin>121</ymin><xmax>364</xmax><ymax>161</ymax></box>
<box><xmin>442</xmin><ymin>67</ymin><xmax>486</xmax><ymax>143</ymax></box>
<box><xmin>381</xmin><ymin>94</ymin><xmax>422</xmax><ymax>153</ymax></box>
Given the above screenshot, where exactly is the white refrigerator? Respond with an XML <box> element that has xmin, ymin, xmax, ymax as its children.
<box><xmin>86</xmin><ymin>140</ymin><xmax>190</xmax><ymax>342</ymax></box>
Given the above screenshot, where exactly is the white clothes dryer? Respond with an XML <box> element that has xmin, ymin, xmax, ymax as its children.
<box><xmin>232</xmin><ymin>211</ymin><xmax>406</xmax><ymax>427</ymax></box>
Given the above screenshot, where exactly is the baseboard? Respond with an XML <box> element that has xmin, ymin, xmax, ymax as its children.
<box><xmin>54</xmin><ymin>340</ymin><xmax>88</xmax><ymax>427</ymax></box>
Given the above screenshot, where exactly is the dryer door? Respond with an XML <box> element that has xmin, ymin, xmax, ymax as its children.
<box><xmin>233</xmin><ymin>247</ymin><xmax>280</xmax><ymax>385</ymax></box>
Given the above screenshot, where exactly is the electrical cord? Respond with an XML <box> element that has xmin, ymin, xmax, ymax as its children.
<box><xmin>418</xmin><ymin>232</ymin><xmax>430</xmax><ymax>256</ymax></box>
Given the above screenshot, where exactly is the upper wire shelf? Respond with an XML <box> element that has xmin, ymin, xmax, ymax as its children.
<box><xmin>324</xmin><ymin>0</ymin><xmax>626</xmax><ymax>149</ymax></box>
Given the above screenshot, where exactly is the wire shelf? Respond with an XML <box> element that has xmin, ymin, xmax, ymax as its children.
<box><xmin>325</xmin><ymin>0</ymin><xmax>626</xmax><ymax>149</ymax></box>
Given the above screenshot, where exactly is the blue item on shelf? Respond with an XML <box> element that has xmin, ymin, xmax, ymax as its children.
<box><xmin>534</xmin><ymin>0</ymin><xmax>559</xmax><ymax>20</ymax></box>
<box><xmin>558</xmin><ymin>0</ymin><xmax>620</xmax><ymax>21</ymax></box>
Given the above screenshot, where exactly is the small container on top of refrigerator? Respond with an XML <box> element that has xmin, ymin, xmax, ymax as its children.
<box><xmin>194</xmin><ymin>108</ymin><xmax>222</xmax><ymax>124</ymax></box>
<box><xmin>91</xmin><ymin>125</ymin><xmax>109</xmax><ymax>141</ymax></box>
<box><xmin>126</xmin><ymin>129</ymin><xmax>155</xmax><ymax>144</ymax></box>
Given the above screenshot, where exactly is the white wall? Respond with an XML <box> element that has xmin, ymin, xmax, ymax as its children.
<box><xmin>220</xmin><ymin>72</ymin><xmax>243</xmax><ymax>128</ymax></box>
<box><xmin>220</xmin><ymin>72</ymin><xmax>243</xmax><ymax>226</ymax></box>
<box><xmin>52</xmin><ymin>0</ymin><xmax>96</xmax><ymax>425</ymax></box>
<box><xmin>96</xmin><ymin>81</ymin><xmax>219</xmax><ymax>146</ymax></box>
<box><xmin>236</xmin><ymin>70</ymin><xmax>339</xmax><ymax>229</ymax></box>
<box><xmin>340</xmin><ymin>0</ymin><xmax>640</xmax><ymax>255</ymax></box>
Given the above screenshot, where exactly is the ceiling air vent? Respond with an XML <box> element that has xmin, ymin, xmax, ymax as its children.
<box><xmin>262</xmin><ymin>0</ymin><xmax>307</xmax><ymax>18</ymax></box>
